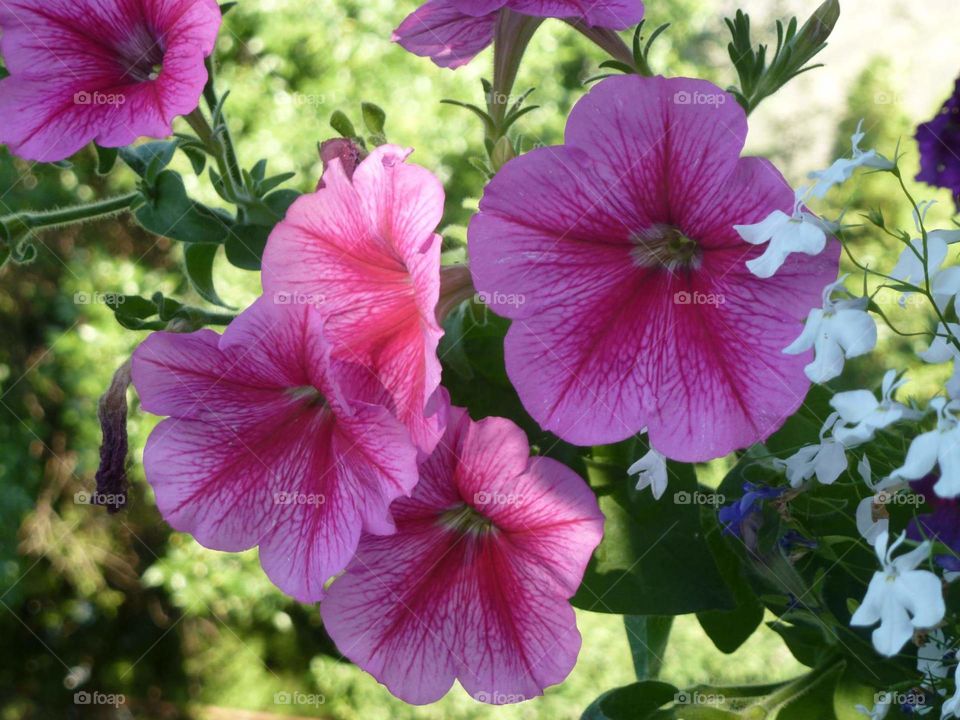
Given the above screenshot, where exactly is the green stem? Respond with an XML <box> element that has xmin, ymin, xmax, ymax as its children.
<box><xmin>1</xmin><ymin>192</ymin><xmax>142</xmax><ymax>234</ymax></box>
<box><xmin>488</xmin><ymin>9</ymin><xmax>543</xmax><ymax>138</ymax></box>
<box><xmin>184</xmin><ymin>108</ymin><xmax>245</xmax><ymax>203</ymax></box>
<box><xmin>201</xmin><ymin>56</ymin><xmax>244</xmax><ymax>190</ymax></box>
<box><xmin>894</xmin><ymin>171</ymin><xmax>960</xmax><ymax>355</ymax></box>
<box><xmin>756</xmin><ymin>655</ymin><xmax>843</xmax><ymax>713</ymax></box>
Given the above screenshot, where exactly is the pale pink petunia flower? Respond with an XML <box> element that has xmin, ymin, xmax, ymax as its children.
<box><xmin>130</xmin><ymin>297</ymin><xmax>420</xmax><ymax>603</ymax></box>
<box><xmin>321</xmin><ymin>405</ymin><xmax>604</xmax><ymax>705</ymax></box>
<box><xmin>0</xmin><ymin>0</ymin><xmax>221</xmax><ymax>162</ymax></box>
<box><xmin>393</xmin><ymin>0</ymin><xmax>643</xmax><ymax>68</ymax></box>
<box><xmin>262</xmin><ymin>144</ymin><xmax>446</xmax><ymax>454</ymax></box>
<box><xmin>468</xmin><ymin>75</ymin><xmax>840</xmax><ymax>462</ymax></box>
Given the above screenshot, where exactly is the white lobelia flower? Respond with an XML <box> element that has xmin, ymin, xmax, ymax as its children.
<box><xmin>831</xmin><ymin>370</ymin><xmax>921</xmax><ymax>445</ymax></box>
<box><xmin>854</xmin><ymin>695</ymin><xmax>891</xmax><ymax>720</ymax></box>
<box><xmin>628</xmin><ymin>440</ymin><xmax>669</xmax><ymax>500</ymax></box>
<box><xmin>850</xmin><ymin>530</ymin><xmax>945</xmax><ymax>657</ymax></box>
<box><xmin>944</xmin><ymin>665</ymin><xmax>960</xmax><ymax>719</ymax></box>
<box><xmin>778</xmin><ymin>412</ymin><xmax>848</xmax><ymax>487</ymax></box>
<box><xmin>855</xmin><ymin>456</ymin><xmax>896</xmax><ymax>544</ymax></box>
<box><xmin>809</xmin><ymin>120</ymin><xmax>895</xmax><ymax>198</ymax></box>
<box><xmin>891</xmin><ymin>397</ymin><xmax>960</xmax><ymax>498</ymax></box>
<box><xmin>735</xmin><ymin>188</ymin><xmax>837</xmax><ymax>279</ymax></box>
<box><xmin>917</xmin><ymin>630</ymin><xmax>952</xmax><ymax>682</ymax></box>
<box><xmin>784</xmin><ymin>276</ymin><xmax>878</xmax><ymax>383</ymax></box>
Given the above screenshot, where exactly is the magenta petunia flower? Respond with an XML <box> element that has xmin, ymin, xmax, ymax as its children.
<box><xmin>468</xmin><ymin>75</ymin><xmax>840</xmax><ymax>462</ymax></box>
<box><xmin>320</xmin><ymin>405</ymin><xmax>603</xmax><ymax>705</ymax></box>
<box><xmin>0</xmin><ymin>0</ymin><xmax>221</xmax><ymax>162</ymax></box>
<box><xmin>262</xmin><ymin>145</ymin><xmax>446</xmax><ymax>454</ymax></box>
<box><xmin>393</xmin><ymin>0</ymin><xmax>643</xmax><ymax>68</ymax></box>
<box><xmin>131</xmin><ymin>297</ymin><xmax>420</xmax><ymax>602</ymax></box>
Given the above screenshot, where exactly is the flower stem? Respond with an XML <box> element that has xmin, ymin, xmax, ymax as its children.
<box><xmin>1</xmin><ymin>192</ymin><xmax>142</xmax><ymax>235</ymax></box>
<box><xmin>489</xmin><ymin>9</ymin><xmax>543</xmax><ymax>136</ymax></box>
<box><xmin>201</xmin><ymin>56</ymin><xmax>244</xmax><ymax>191</ymax></box>
<box><xmin>564</xmin><ymin>20</ymin><xmax>638</xmax><ymax>71</ymax></box>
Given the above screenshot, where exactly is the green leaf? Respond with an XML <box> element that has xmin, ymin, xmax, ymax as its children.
<box><xmin>225</xmin><ymin>224</ymin><xmax>270</xmax><ymax>271</ymax></box>
<box><xmin>625</xmin><ymin>616</ymin><xmax>673</xmax><ymax>679</ymax></box>
<box><xmin>183</xmin><ymin>243</ymin><xmax>229</xmax><ymax>308</ymax></box>
<box><xmin>119</xmin><ymin>141</ymin><xmax>177</xmax><ymax>179</ymax></box>
<box><xmin>181</xmin><ymin>145</ymin><xmax>208</xmax><ymax>176</ymax></box>
<box><xmin>94</xmin><ymin>145</ymin><xmax>118</xmax><ymax>175</ymax></box>
<box><xmin>361</xmin><ymin>102</ymin><xmax>387</xmax><ymax>136</ymax></box>
<box><xmin>572</xmin><ymin>449</ymin><xmax>735</xmax><ymax>615</ymax></box>
<box><xmin>330</xmin><ymin>110</ymin><xmax>357</xmax><ymax>139</ymax></box>
<box><xmin>697</xmin><ymin>595</ymin><xmax>764</xmax><ymax>654</ymax></box>
<box><xmin>219</xmin><ymin>1</ymin><xmax>237</xmax><ymax>14</ymax></box>
<box><xmin>135</xmin><ymin>170</ymin><xmax>233</xmax><ymax>243</ymax></box>
<box><xmin>582</xmin><ymin>681</ymin><xmax>678</xmax><ymax>720</ymax></box>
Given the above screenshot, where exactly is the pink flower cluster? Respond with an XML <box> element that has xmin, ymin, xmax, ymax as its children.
<box><xmin>133</xmin><ymin>144</ymin><xmax>604</xmax><ymax>704</ymax></box>
<box><xmin>0</xmin><ymin>0</ymin><xmax>221</xmax><ymax>162</ymax></box>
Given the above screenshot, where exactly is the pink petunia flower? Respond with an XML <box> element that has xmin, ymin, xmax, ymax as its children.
<box><xmin>321</xmin><ymin>405</ymin><xmax>603</xmax><ymax>705</ymax></box>
<box><xmin>468</xmin><ymin>75</ymin><xmax>840</xmax><ymax>462</ymax></box>
<box><xmin>130</xmin><ymin>297</ymin><xmax>420</xmax><ymax>602</ymax></box>
<box><xmin>261</xmin><ymin>145</ymin><xmax>446</xmax><ymax>454</ymax></box>
<box><xmin>393</xmin><ymin>0</ymin><xmax>643</xmax><ymax>68</ymax></box>
<box><xmin>0</xmin><ymin>0</ymin><xmax>221</xmax><ymax>162</ymax></box>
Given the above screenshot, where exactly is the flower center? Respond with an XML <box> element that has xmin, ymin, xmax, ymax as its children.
<box><xmin>285</xmin><ymin>386</ymin><xmax>326</xmax><ymax>407</ymax></box>
<box><xmin>437</xmin><ymin>503</ymin><xmax>496</xmax><ymax>535</ymax></box>
<box><xmin>630</xmin><ymin>224</ymin><xmax>702</xmax><ymax>271</ymax></box>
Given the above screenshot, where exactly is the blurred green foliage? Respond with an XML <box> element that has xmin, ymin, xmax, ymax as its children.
<box><xmin>1</xmin><ymin>0</ymin><xmax>958</xmax><ymax>718</ymax></box>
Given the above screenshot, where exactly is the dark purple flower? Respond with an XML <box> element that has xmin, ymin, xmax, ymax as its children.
<box><xmin>916</xmin><ymin>75</ymin><xmax>960</xmax><ymax>209</ymax></box>
<box><xmin>908</xmin><ymin>476</ymin><xmax>960</xmax><ymax>570</ymax></box>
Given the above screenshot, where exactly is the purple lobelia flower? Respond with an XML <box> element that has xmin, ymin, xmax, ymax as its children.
<box><xmin>916</xmin><ymin>74</ymin><xmax>960</xmax><ymax>209</ymax></box>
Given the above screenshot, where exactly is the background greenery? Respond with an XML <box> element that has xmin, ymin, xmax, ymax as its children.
<box><xmin>1</xmin><ymin>0</ymin><xmax>958</xmax><ymax>717</ymax></box>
